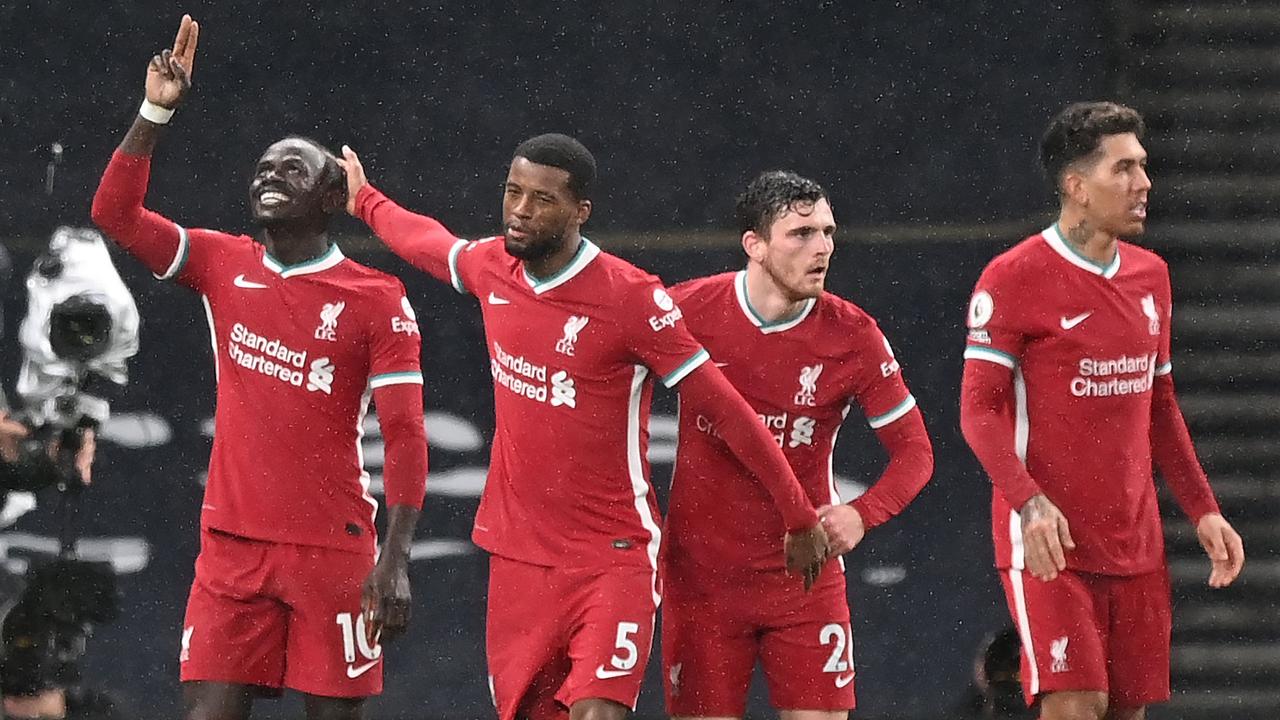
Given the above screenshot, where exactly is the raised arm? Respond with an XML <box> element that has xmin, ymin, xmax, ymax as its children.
<box><xmin>91</xmin><ymin>15</ymin><xmax>200</xmax><ymax>277</ymax></box>
<box><xmin>340</xmin><ymin>146</ymin><xmax>466</xmax><ymax>288</ymax></box>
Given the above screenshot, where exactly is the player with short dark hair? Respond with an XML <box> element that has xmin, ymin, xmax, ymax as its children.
<box><xmin>90</xmin><ymin>16</ymin><xmax>428</xmax><ymax>720</ymax></box>
<box><xmin>338</xmin><ymin>137</ymin><xmax>829</xmax><ymax>720</ymax></box>
<box><xmin>960</xmin><ymin>101</ymin><xmax>1244</xmax><ymax>720</ymax></box>
<box><xmin>662</xmin><ymin>170</ymin><xmax>935</xmax><ymax>720</ymax></box>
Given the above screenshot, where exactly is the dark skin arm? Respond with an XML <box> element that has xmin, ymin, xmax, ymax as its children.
<box><xmin>362</xmin><ymin>505</ymin><xmax>420</xmax><ymax>644</ymax></box>
<box><xmin>118</xmin><ymin>15</ymin><xmax>198</xmax><ymax>156</ymax></box>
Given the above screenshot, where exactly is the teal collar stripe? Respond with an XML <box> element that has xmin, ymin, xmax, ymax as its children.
<box><xmin>522</xmin><ymin>237</ymin><xmax>601</xmax><ymax>294</ymax></box>
<box><xmin>733</xmin><ymin>270</ymin><xmax>816</xmax><ymax>334</ymax></box>
<box><xmin>1043</xmin><ymin>225</ymin><xmax>1120</xmax><ymax>279</ymax></box>
<box><xmin>263</xmin><ymin>243</ymin><xmax>346</xmax><ymax>278</ymax></box>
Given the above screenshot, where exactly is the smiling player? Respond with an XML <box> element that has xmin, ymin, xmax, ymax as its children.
<box><xmin>91</xmin><ymin>16</ymin><xmax>428</xmax><ymax>720</ymax></box>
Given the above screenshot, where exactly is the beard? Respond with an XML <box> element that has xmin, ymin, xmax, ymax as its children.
<box><xmin>504</xmin><ymin>227</ymin><xmax>565</xmax><ymax>263</ymax></box>
<box><xmin>761</xmin><ymin>255</ymin><xmax>822</xmax><ymax>302</ymax></box>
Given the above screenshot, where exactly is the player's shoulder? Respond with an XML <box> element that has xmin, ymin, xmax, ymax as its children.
<box><xmin>188</xmin><ymin>227</ymin><xmax>257</xmax><ymax>251</ymax></box>
<box><xmin>336</xmin><ymin>257</ymin><xmax>407</xmax><ymax>291</ymax></box>
<box><xmin>814</xmin><ymin>292</ymin><xmax>884</xmax><ymax>348</ymax></box>
<box><xmin>817</xmin><ymin>291</ymin><xmax>876</xmax><ymax>326</ymax></box>
<box><xmin>589</xmin><ymin>247</ymin><xmax>668</xmax><ymax>293</ymax></box>
<box><xmin>983</xmin><ymin>232</ymin><xmax>1053</xmax><ymax>272</ymax></box>
<box><xmin>669</xmin><ymin>272</ymin><xmax>735</xmax><ymax>305</ymax></box>
<box><xmin>1118</xmin><ymin>239</ymin><xmax>1169</xmax><ymax>273</ymax></box>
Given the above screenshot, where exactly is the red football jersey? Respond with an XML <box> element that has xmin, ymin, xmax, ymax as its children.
<box><xmin>665</xmin><ymin>271</ymin><xmax>917</xmax><ymax>579</ymax></box>
<box><xmin>447</xmin><ymin>237</ymin><xmax>709</xmax><ymax>581</ymax></box>
<box><xmin>159</xmin><ymin>229</ymin><xmax>424</xmax><ymax>554</ymax></box>
<box><xmin>964</xmin><ymin>225</ymin><xmax>1174</xmax><ymax>576</ymax></box>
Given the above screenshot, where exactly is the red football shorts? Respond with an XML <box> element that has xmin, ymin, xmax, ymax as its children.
<box><xmin>486</xmin><ymin>555</ymin><xmax>659</xmax><ymax>720</ymax></box>
<box><xmin>1000</xmin><ymin>566</ymin><xmax>1171</xmax><ymax>707</ymax></box>
<box><xmin>662</xmin><ymin>565</ymin><xmax>855</xmax><ymax>716</ymax></box>
<box><xmin>180</xmin><ymin>529</ymin><xmax>381</xmax><ymax>698</ymax></box>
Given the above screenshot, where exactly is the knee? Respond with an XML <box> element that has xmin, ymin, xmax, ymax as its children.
<box><xmin>1040</xmin><ymin>690</ymin><xmax>1108</xmax><ymax>720</ymax></box>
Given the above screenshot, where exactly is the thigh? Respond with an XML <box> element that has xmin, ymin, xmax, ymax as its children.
<box><xmin>181</xmin><ymin>531</ymin><xmax>287</xmax><ymax>690</ymax></box>
<box><xmin>663</xmin><ymin>589</ymin><xmax>756</xmax><ymax>718</ymax></box>
<box><xmin>1106</xmin><ymin>568</ymin><xmax>1171</xmax><ymax>707</ymax></box>
<box><xmin>759</xmin><ymin>579</ymin><xmax>855</xmax><ymax>713</ymax></box>
<box><xmin>999</xmin><ymin>569</ymin><xmax>1108</xmax><ymax>704</ymax></box>
<box><xmin>487</xmin><ymin>555</ymin><xmax>569</xmax><ymax>720</ymax></box>
<box><xmin>280</xmin><ymin>545</ymin><xmax>380</xmax><ymax>698</ymax></box>
<box><xmin>559</xmin><ymin>565</ymin><xmax>659</xmax><ymax>712</ymax></box>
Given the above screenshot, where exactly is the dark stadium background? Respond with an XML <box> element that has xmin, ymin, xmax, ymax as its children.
<box><xmin>4</xmin><ymin>2</ymin><xmax>1275</xmax><ymax>719</ymax></box>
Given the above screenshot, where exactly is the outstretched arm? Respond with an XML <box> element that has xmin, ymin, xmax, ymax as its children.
<box><xmin>91</xmin><ymin>15</ymin><xmax>200</xmax><ymax>276</ymax></box>
<box><xmin>341</xmin><ymin>146</ymin><xmax>466</xmax><ymax>288</ymax></box>
<box><xmin>677</xmin><ymin>362</ymin><xmax>828</xmax><ymax>588</ymax></box>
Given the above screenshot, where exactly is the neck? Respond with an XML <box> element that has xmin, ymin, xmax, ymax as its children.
<box><xmin>744</xmin><ymin>264</ymin><xmax>809</xmax><ymax>324</ymax></box>
<box><xmin>1056</xmin><ymin>208</ymin><xmax>1117</xmax><ymax>267</ymax></box>
<box><xmin>525</xmin><ymin>232</ymin><xmax>583</xmax><ymax>280</ymax></box>
<box><xmin>263</xmin><ymin>225</ymin><xmax>331</xmax><ymax>266</ymax></box>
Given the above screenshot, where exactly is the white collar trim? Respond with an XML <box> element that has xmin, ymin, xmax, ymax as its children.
<box><xmin>733</xmin><ymin>270</ymin><xmax>816</xmax><ymax>334</ymax></box>
<box><xmin>522</xmin><ymin>237</ymin><xmax>601</xmax><ymax>295</ymax></box>
<box><xmin>262</xmin><ymin>244</ymin><xmax>346</xmax><ymax>279</ymax></box>
<box><xmin>1041</xmin><ymin>225</ymin><xmax>1120</xmax><ymax>279</ymax></box>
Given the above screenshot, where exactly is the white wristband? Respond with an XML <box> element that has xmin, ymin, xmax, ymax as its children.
<box><xmin>139</xmin><ymin>100</ymin><xmax>175</xmax><ymax>125</ymax></box>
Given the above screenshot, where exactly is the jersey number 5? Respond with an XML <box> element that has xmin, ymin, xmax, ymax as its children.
<box><xmin>608</xmin><ymin>621</ymin><xmax>641</xmax><ymax>671</ymax></box>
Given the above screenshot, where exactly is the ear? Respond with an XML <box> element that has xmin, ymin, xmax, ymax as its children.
<box><xmin>576</xmin><ymin>199</ymin><xmax>593</xmax><ymax>226</ymax></box>
<box><xmin>1062</xmin><ymin>170</ymin><xmax>1088</xmax><ymax>208</ymax></box>
<box><xmin>742</xmin><ymin>230</ymin><xmax>767</xmax><ymax>263</ymax></box>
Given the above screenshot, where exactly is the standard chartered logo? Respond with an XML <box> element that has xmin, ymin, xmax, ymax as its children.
<box><xmin>550</xmin><ymin>371</ymin><xmax>577</xmax><ymax>408</ymax></box>
<box><xmin>789</xmin><ymin>416</ymin><xmax>816</xmax><ymax>448</ymax></box>
<box><xmin>1070</xmin><ymin>352</ymin><xmax>1155</xmax><ymax>398</ymax></box>
<box><xmin>307</xmin><ymin>357</ymin><xmax>336</xmax><ymax>394</ymax></box>
<box><xmin>490</xmin><ymin>342</ymin><xmax>576</xmax><ymax>409</ymax></box>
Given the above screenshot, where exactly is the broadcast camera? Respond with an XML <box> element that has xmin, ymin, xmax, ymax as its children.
<box><xmin>16</xmin><ymin>225</ymin><xmax>139</xmax><ymax>479</ymax></box>
<box><xmin>0</xmin><ymin>226</ymin><xmax>137</xmax><ymax>714</ymax></box>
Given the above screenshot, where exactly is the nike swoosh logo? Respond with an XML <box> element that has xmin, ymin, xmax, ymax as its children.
<box><xmin>234</xmin><ymin>274</ymin><xmax>269</xmax><ymax>289</ymax></box>
<box><xmin>713</xmin><ymin>362</ymin><xmax>730</xmax><ymax>368</ymax></box>
<box><xmin>835</xmin><ymin>673</ymin><xmax>855</xmax><ymax>688</ymax></box>
<box><xmin>1059</xmin><ymin>312</ymin><xmax>1092</xmax><ymax>330</ymax></box>
<box><xmin>594</xmin><ymin>665</ymin><xmax>632</xmax><ymax>680</ymax></box>
<box><xmin>488</xmin><ymin>292</ymin><xmax>511</xmax><ymax>305</ymax></box>
<box><xmin>347</xmin><ymin>659</ymin><xmax>381</xmax><ymax>679</ymax></box>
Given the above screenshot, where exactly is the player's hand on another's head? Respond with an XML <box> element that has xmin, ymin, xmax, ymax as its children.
<box><xmin>1020</xmin><ymin>494</ymin><xmax>1075</xmax><ymax>582</ymax></box>
<box><xmin>1196</xmin><ymin>513</ymin><xmax>1244</xmax><ymax>588</ymax></box>
<box><xmin>784</xmin><ymin>522</ymin><xmax>829</xmax><ymax>591</ymax></box>
<box><xmin>361</xmin><ymin>553</ymin><xmax>412</xmax><ymax>644</ymax></box>
<box><xmin>338</xmin><ymin>145</ymin><xmax>369</xmax><ymax>215</ymax></box>
<box><xmin>145</xmin><ymin>14</ymin><xmax>199</xmax><ymax>110</ymax></box>
<box><xmin>817</xmin><ymin>504</ymin><xmax>866</xmax><ymax>555</ymax></box>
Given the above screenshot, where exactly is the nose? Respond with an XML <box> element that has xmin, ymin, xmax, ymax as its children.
<box><xmin>1135</xmin><ymin>166</ymin><xmax>1152</xmax><ymax>192</ymax></box>
<box><xmin>819</xmin><ymin>231</ymin><xmax>835</xmax><ymax>256</ymax></box>
<box><xmin>511</xmin><ymin>195</ymin><xmax>533</xmax><ymax>219</ymax></box>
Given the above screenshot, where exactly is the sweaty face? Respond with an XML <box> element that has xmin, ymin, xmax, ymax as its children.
<box><xmin>249</xmin><ymin>139</ymin><xmax>335</xmax><ymax>225</ymax></box>
<box><xmin>1074</xmin><ymin>132</ymin><xmax>1151</xmax><ymax>238</ymax></box>
<box><xmin>501</xmin><ymin>157</ymin><xmax>585</xmax><ymax>262</ymax></box>
<box><xmin>757</xmin><ymin>198</ymin><xmax>836</xmax><ymax>301</ymax></box>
